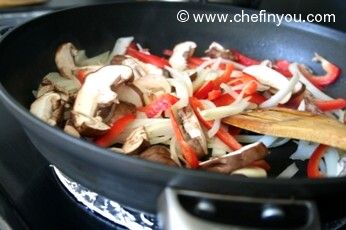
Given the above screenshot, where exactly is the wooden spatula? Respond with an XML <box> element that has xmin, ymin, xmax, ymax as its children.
<box><xmin>223</xmin><ymin>107</ymin><xmax>346</xmax><ymax>150</ymax></box>
<box><xmin>0</xmin><ymin>0</ymin><xmax>46</xmax><ymax>8</ymax></box>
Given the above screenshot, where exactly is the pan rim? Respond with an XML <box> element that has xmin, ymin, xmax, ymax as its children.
<box><xmin>0</xmin><ymin>1</ymin><xmax>345</xmax><ymax>186</ymax></box>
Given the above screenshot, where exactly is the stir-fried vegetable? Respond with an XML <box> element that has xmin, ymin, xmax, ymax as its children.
<box><xmin>30</xmin><ymin>38</ymin><xmax>346</xmax><ymax>178</ymax></box>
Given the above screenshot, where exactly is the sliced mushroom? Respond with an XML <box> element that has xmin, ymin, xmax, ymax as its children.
<box><xmin>303</xmin><ymin>91</ymin><xmax>323</xmax><ymax>114</ymax></box>
<box><xmin>169</xmin><ymin>41</ymin><xmax>196</xmax><ymax>71</ymax></box>
<box><xmin>64</xmin><ymin>123</ymin><xmax>81</xmax><ymax>138</ymax></box>
<box><xmin>30</xmin><ymin>92</ymin><xmax>64</xmax><ymax>126</ymax></box>
<box><xmin>36</xmin><ymin>84</ymin><xmax>55</xmax><ymax>98</ymax></box>
<box><xmin>205</xmin><ymin>42</ymin><xmax>235</xmax><ymax>60</ymax></box>
<box><xmin>122</xmin><ymin>126</ymin><xmax>149</xmax><ymax>154</ymax></box>
<box><xmin>115</xmin><ymin>84</ymin><xmax>145</xmax><ymax>107</ymax></box>
<box><xmin>200</xmin><ymin>142</ymin><xmax>269</xmax><ymax>174</ymax></box>
<box><xmin>176</xmin><ymin>105</ymin><xmax>208</xmax><ymax>159</ymax></box>
<box><xmin>133</xmin><ymin>74</ymin><xmax>171</xmax><ymax>104</ymax></box>
<box><xmin>138</xmin><ymin>145</ymin><xmax>177</xmax><ymax>166</ymax></box>
<box><xmin>72</xmin><ymin>112</ymin><xmax>110</xmax><ymax>137</ymax></box>
<box><xmin>55</xmin><ymin>42</ymin><xmax>79</xmax><ymax>80</ymax></box>
<box><xmin>72</xmin><ymin>65</ymin><xmax>133</xmax><ymax>136</ymax></box>
<box><xmin>74</xmin><ymin>50</ymin><xmax>110</xmax><ymax>66</ymax></box>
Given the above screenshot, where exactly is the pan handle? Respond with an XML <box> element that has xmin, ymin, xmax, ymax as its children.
<box><xmin>158</xmin><ymin>188</ymin><xmax>320</xmax><ymax>230</ymax></box>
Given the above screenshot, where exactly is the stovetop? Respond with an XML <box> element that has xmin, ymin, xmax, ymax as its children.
<box><xmin>1</xmin><ymin>1</ymin><xmax>346</xmax><ymax>229</ymax></box>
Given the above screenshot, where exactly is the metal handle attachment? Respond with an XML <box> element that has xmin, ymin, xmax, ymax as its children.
<box><xmin>158</xmin><ymin>188</ymin><xmax>320</xmax><ymax>230</ymax></box>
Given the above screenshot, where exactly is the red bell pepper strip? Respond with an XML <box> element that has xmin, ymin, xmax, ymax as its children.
<box><xmin>194</xmin><ymin>81</ymin><xmax>215</xmax><ymax>99</ymax></box>
<box><xmin>300</xmin><ymin>55</ymin><xmax>341</xmax><ymax>87</ymax></box>
<box><xmin>307</xmin><ymin>144</ymin><xmax>328</xmax><ymax>178</ymax></box>
<box><xmin>126</xmin><ymin>47</ymin><xmax>169</xmax><ymax>68</ymax></box>
<box><xmin>213</xmin><ymin>64</ymin><xmax>234</xmax><ymax>89</ymax></box>
<box><xmin>228</xmin><ymin>74</ymin><xmax>258</xmax><ymax>95</ymax></box>
<box><xmin>231</xmin><ymin>49</ymin><xmax>260</xmax><ymax>66</ymax></box>
<box><xmin>190</xmin><ymin>97</ymin><xmax>242</xmax><ymax>151</ymax></box>
<box><xmin>208</xmin><ymin>89</ymin><xmax>222</xmax><ymax>101</ymax></box>
<box><xmin>95</xmin><ymin>114</ymin><xmax>136</xmax><ymax>148</ymax></box>
<box><xmin>315</xmin><ymin>99</ymin><xmax>346</xmax><ymax>112</ymax></box>
<box><xmin>168</xmin><ymin>109</ymin><xmax>199</xmax><ymax>169</ymax></box>
<box><xmin>139</xmin><ymin>94</ymin><xmax>179</xmax><ymax>118</ymax></box>
<box><xmin>212</xmin><ymin>94</ymin><xmax>235</xmax><ymax>107</ymax></box>
<box><xmin>249</xmin><ymin>92</ymin><xmax>266</xmax><ymax>105</ymax></box>
<box><xmin>75</xmin><ymin>69</ymin><xmax>88</xmax><ymax>84</ymax></box>
<box><xmin>228</xmin><ymin>125</ymin><xmax>241</xmax><ymax>136</ymax></box>
<box><xmin>273</xmin><ymin>60</ymin><xmax>292</xmax><ymax>78</ymax></box>
<box><xmin>212</xmin><ymin>92</ymin><xmax>265</xmax><ymax>106</ymax></box>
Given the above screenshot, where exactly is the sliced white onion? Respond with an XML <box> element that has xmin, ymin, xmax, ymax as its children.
<box><xmin>208</xmin><ymin>137</ymin><xmax>232</xmax><ymax>152</ymax></box>
<box><xmin>211</xmin><ymin>57</ymin><xmax>222</xmax><ymax>71</ymax></box>
<box><xmin>170</xmin><ymin>137</ymin><xmax>182</xmax><ymax>167</ymax></box>
<box><xmin>277</xmin><ymin>163</ymin><xmax>299</xmax><ymax>178</ymax></box>
<box><xmin>202</xmin><ymin>57</ymin><xmax>246</xmax><ymax>70</ymax></box>
<box><xmin>200</xmin><ymin>98</ymin><xmax>250</xmax><ymax>121</ymax></box>
<box><xmin>115</xmin><ymin>119</ymin><xmax>172</xmax><ymax>143</ymax></box>
<box><xmin>235</xmin><ymin>135</ymin><xmax>263</xmax><ymax>143</ymax></box>
<box><xmin>220</xmin><ymin>83</ymin><xmax>239</xmax><ymax>99</ymax></box>
<box><xmin>260</xmin><ymin>60</ymin><xmax>272</xmax><ymax>68</ymax></box>
<box><xmin>110</xmin><ymin>36</ymin><xmax>134</xmax><ymax>57</ymax></box>
<box><xmin>297</xmin><ymin>99</ymin><xmax>306</xmax><ymax>111</ymax></box>
<box><xmin>319</xmin><ymin>160</ymin><xmax>327</xmax><ymax>174</ymax></box>
<box><xmin>211</xmin><ymin>148</ymin><xmax>227</xmax><ymax>157</ymax></box>
<box><xmin>194</xmin><ymin>59</ymin><xmax>216</xmax><ymax>73</ymax></box>
<box><xmin>290</xmin><ymin>140</ymin><xmax>319</xmax><ymax>161</ymax></box>
<box><xmin>243</xmin><ymin>65</ymin><xmax>294</xmax><ymax>103</ymax></box>
<box><xmin>270</xmin><ymin>138</ymin><xmax>290</xmax><ymax>148</ymax></box>
<box><xmin>136</xmin><ymin>43</ymin><xmax>150</xmax><ymax>54</ymax></box>
<box><xmin>201</xmin><ymin>100</ymin><xmax>221</xmax><ymax>138</ymax></box>
<box><xmin>324</xmin><ymin>148</ymin><xmax>340</xmax><ymax>177</ymax></box>
<box><xmin>338</xmin><ymin>110</ymin><xmax>345</xmax><ymax>123</ymax></box>
<box><xmin>289</xmin><ymin>63</ymin><xmax>333</xmax><ymax>101</ymax></box>
<box><xmin>258</xmin><ymin>135</ymin><xmax>278</xmax><ymax>147</ymax></box>
<box><xmin>260</xmin><ymin>71</ymin><xmax>300</xmax><ymax>108</ymax></box>
<box><xmin>167</xmin><ymin>78</ymin><xmax>189</xmax><ymax>109</ymax></box>
<box><xmin>165</xmin><ymin>66</ymin><xmax>193</xmax><ymax>97</ymax></box>
<box><xmin>149</xmin><ymin>135</ymin><xmax>172</xmax><ymax>145</ymax></box>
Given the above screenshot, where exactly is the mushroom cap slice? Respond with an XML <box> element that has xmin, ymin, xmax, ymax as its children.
<box><xmin>177</xmin><ymin>105</ymin><xmax>208</xmax><ymax>159</ymax></box>
<box><xmin>138</xmin><ymin>145</ymin><xmax>177</xmax><ymax>167</ymax></box>
<box><xmin>115</xmin><ymin>84</ymin><xmax>145</xmax><ymax>108</ymax></box>
<box><xmin>200</xmin><ymin>142</ymin><xmax>269</xmax><ymax>174</ymax></box>
<box><xmin>55</xmin><ymin>43</ymin><xmax>79</xmax><ymax>80</ymax></box>
<box><xmin>30</xmin><ymin>92</ymin><xmax>62</xmax><ymax>126</ymax></box>
<box><xmin>72</xmin><ymin>112</ymin><xmax>110</xmax><ymax>137</ymax></box>
<box><xmin>72</xmin><ymin>65</ymin><xmax>133</xmax><ymax>132</ymax></box>
<box><xmin>122</xmin><ymin>126</ymin><xmax>149</xmax><ymax>154</ymax></box>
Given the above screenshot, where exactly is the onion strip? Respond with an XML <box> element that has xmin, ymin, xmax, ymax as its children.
<box><xmin>260</xmin><ymin>71</ymin><xmax>300</xmax><ymax>108</ymax></box>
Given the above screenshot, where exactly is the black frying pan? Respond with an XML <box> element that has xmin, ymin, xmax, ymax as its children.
<box><xmin>0</xmin><ymin>2</ymin><xmax>345</xmax><ymax>228</ymax></box>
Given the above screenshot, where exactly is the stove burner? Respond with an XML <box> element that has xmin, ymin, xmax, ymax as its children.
<box><xmin>52</xmin><ymin>166</ymin><xmax>158</xmax><ymax>230</ymax></box>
